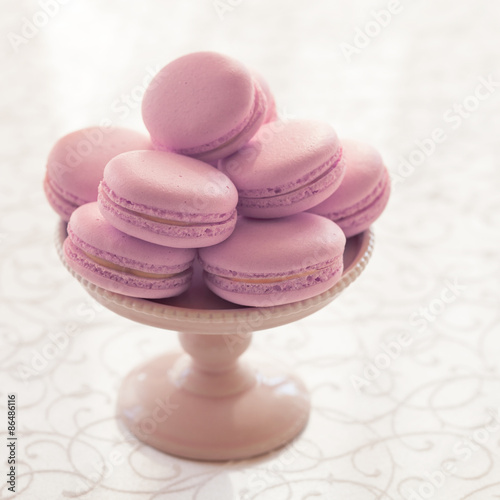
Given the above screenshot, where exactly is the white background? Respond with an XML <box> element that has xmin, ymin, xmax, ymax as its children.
<box><xmin>1</xmin><ymin>0</ymin><xmax>500</xmax><ymax>499</ymax></box>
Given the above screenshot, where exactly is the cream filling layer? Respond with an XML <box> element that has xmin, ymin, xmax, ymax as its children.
<box><xmin>45</xmin><ymin>176</ymin><xmax>80</xmax><ymax>208</ymax></box>
<box><xmin>84</xmin><ymin>251</ymin><xmax>182</xmax><ymax>279</ymax></box>
<box><xmin>215</xmin><ymin>264</ymin><xmax>334</xmax><ymax>284</ymax></box>
<box><xmin>101</xmin><ymin>190</ymin><xmax>216</xmax><ymax>227</ymax></box>
<box><xmin>239</xmin><ymin>153</ymin><xmax>343</xmax><ymax>202</ymax></box>
<box><xmin>251</xmin><ymin>166</ymin><xmax>334</xmax><ymax>201</ymax></box>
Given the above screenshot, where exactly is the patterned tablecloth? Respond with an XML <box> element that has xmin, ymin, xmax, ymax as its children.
<box><xmin>1</xmin><ymin>1</ymin><xmax>500</xmax><ymax>498</ymax></box>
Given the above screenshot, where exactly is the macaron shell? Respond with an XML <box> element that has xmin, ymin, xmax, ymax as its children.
<box><xmin>45</xmin><ymin>127</ymin><xmax>151</xmax><ymax>209</ymax></box>
<box><xmin>235</xmin><ymin>154</ymin><xmax>346</xmax><ymax>219</ymax></box>
<box><xmin>68</xmin><ymin>203</ymin><xmax>195</xmax><ymax>273</ymax></box>
<box><xmin>218</xmin><ymin>120</ymin><xmax>345</xmax><ymax>218</ymax></box>
<box><xmin>334</xmin><ymin>169</ymin><xmax>391</xmax><ymax>237</ymax></box>
<box><xmin>43</xmin><ymin>174</ymin><xmax>78</xmax><ymax>222</ymax></box>
<box><xmin>203</xmin><ymin>260</ymin><xmax>343</xmax><ymax>307</ymax></box>
<box><xmin>64</xmin><ymin>239</ymin><xmax>192</xmax><ymax>299</ymax></box>
<box><xmin>310</xmin><ymin>139</ymin><xmax>386</xmax><ymax>214</ymax></box>
<box><xmin>198</xmin><ymin>214</ymin><xmax>345</xmax><ymax>279</ymax></box>
<box><xmin>142</xmin><ymin>52</ymin><xmax>266</xmax><ymax>159</ymax></box>
<box><xmin>101</xmin><ymin>150</ymin><xmax>238</xmax><ymax>221</ymax></box>
<box><xmin>308</xmin><ymin>139</ymin><xmax>390</xmax><ymax>236</ymax></box>
<box><xmin>98</xmin><ymin>191</ymin><xmax>238</xmax><ymax>248</ymax></box>
<box><xmin>191</xmin><ymin>80</ymin><xmax>267</xmax><ymax>163</ymax></box>
<box><xmin>219</xmin><ymin>120</ymin><xmax>340</xmax><ymax>193</ymax></box>
<box><xmin>64</xmin><ymin>203</ymin><xmax>195</xmax><ymax>299</ymax></box>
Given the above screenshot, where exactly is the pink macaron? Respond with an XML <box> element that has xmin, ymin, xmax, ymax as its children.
<box><xmin>98</xmin><ymin>150</ymin><xmax>239</xmax><ymax>248</ymax></box>
<box><xmin>141</xmin><ymin>52</ymin><xmax>268</xmax><ymax>163</ymax></box>
<box><xmin>44</xmin><ymin>126</ymin><xmax>151</xmax><ymax>221</ymax></box>
<box><xmin>198</xmin><ymin>213</ymin><xmax>346</xmax><ymax>307</ymax></box>
<box><xmin>217</xmin><ymin>120</ymin><xmax>346</xmax><ymax>219</ymax></box>
<box><xmin>63</xmin><ymin>203</ymin><xmax>196</xmax><ymax>299</ymax></box>
<box><xmin>308</xmin><ymin>139</ymin><xmax>391</xmax><ymax>237</ymax></box>
<box><xmin>253</xmin><ymin>70</ymin><xmax>277</xmax><ymax>123</ymax></box>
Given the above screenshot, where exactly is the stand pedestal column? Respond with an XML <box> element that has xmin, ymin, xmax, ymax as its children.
<box><xmin>117</xmin><ymin>331</ymin><xmax>310</xmax><ymax>461</ymax></box>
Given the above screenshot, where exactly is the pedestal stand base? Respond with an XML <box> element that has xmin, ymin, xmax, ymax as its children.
<box><xmin>117</xmin><ymin>352</ymin><xmax>310</xmax><ymax>461</ymax></box>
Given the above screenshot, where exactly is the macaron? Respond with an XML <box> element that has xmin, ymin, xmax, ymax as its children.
<box><xmin>98</xmin><ymin>150</ymin><xmax>239</xmax><ymax>248</ymax></box>
<box><xmin>308</xmin><ymin>139</ymin><xmax>390</xmax><ymax>237</ymax></box>
<box><xmin>141</xmin><ymin>52</ymin><xmax>268</xmax><ymax>163</ymax></box>
<box><xmin>44</xmin><ymin>126</ymin><xmax>151</xmax><ymax>221</ymax></box>
<box><xmin>63</xmin><ymin>203</ymin><xmax>196</xmax><ymax>299</ymax></box>
<box><xmin>217</xmin><ymin>120</ymin><xmax>346</xmax><ymax>219</ymax></box>
<box><xmin>198</xmin><ymin>213</ymin><xmax>346</xmax><ymax>307</ymax></box>
<box><xmin>253</xmin><ymin>70</ymin><xmax>277</xmax><ymax>123</ymax></box>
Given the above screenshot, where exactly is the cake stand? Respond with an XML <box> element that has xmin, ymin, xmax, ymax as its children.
<box><xmin>56</xmin><ymin>222</ymin><xmax>373</xmax><ymax>461</ymax></box>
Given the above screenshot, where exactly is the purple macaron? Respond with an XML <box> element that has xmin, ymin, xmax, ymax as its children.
<box><xmin>98</xmin><ymin>150</ymin><xmax>239</xmax><ymax>248</ymax></box>
<box><xmin>63</xmin><ymin>203</ymin><xmax>196</xmax><ymax>299</ymax></box>
<box><xmin>198</xmin><ymin>213</ymin><xmax>346</xmax><ymax>307</ymax></box>
<box><xmin>217</xmin><ymin>120</ymin><xmax>346</xmax><ymax>218</ymax></box>
<box><xmin>142</xmin><ymin>52</ymin><xmax>268</xmax><ymax>163</ymax></box>
<box><xmin>44</xmin><ymin>126</ymin><xmax>151</xmax><ymax>221</ymax></box>
<box><xmin>308</xmin><ymin>139</ymin><xmax>391</xmax><ymax>237</ymax></box>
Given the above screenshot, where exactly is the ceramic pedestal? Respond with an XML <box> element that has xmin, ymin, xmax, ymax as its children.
<box><xmin>56</xmin><ymin>222</ymin><xmax>373</xmax><ymax>460</ymax></box>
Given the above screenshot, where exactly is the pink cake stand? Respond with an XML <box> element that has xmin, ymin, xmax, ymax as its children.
<box><xmin>56</xmin><ymin>222</ymin><xmax>373</xmax><ymax>461</ymax></box>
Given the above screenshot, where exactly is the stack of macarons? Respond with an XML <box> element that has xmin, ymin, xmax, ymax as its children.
<box><xmin>45</xmin><ymin>51</ymin><xmax>390</xmax><ymax>307</ymax></box>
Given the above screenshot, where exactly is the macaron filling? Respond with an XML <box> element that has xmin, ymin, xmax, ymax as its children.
<box><xmin>201</xmin><ymin>255</ymin><xmax>343</xmax><ymax>295</ymax></box>
<box><xmin>43</xmin><ymin>176</ymin><xmax>79</xmax><ymax>220</ymax></box>
<box><xmin>237</xmin><ymin>149</ymin><xmax>344</xmax><ymax>209</ymax></box>
<box><xmin>44</xmin><ymin>174</ymin><xmax>88</xmax><ymax>207</ymax></box>
<box><xmin>64</xmin><ymin>240</ymin><xmax>193</xmax><ymax>291</ymax></box>
<box><xmin>98</xmin><ymin>190</ymin><xmax>238</xmax><ymax>243</ymax></box>
<box><xmin>67</xmin><ymin>226</ymin><xmax>193</xmax><ymax>277</ymax></box>
<box><xmin>99</xmin><ymin>183</ymin><xmax>236</xmax><ymax>227</ymax></box>
<box><xmin>82</xmin><ymin>252</ymin><xmax>185</xmax><ymax>279</ymax></box>
<box><xmin>156</xmin><ymin>81</ymin><xmax>266</xmax><ymax>159</ymax></box>
<box><xmin>322</xmin><ymin>168</ymin><xmax>390</xmax><ymax>222</ymax></box>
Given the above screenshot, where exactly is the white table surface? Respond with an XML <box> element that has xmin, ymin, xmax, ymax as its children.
<box><xmin>1</xmin><ymin>0</ymin><xmax>500</xmax><ymax>498</ymax></box>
